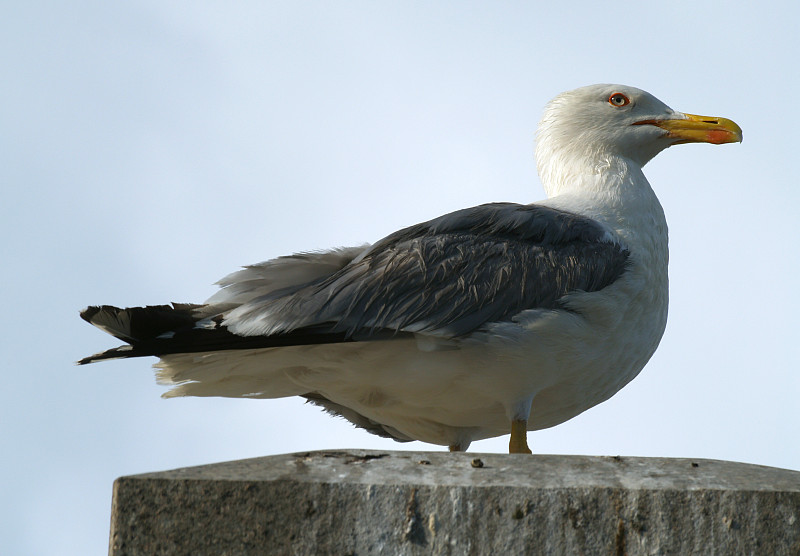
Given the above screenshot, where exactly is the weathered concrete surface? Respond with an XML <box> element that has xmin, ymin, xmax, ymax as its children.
<box><xmin>110</xmin><ymin>450</ymin><xmax>800</xmax><ymax>555</ymax></box>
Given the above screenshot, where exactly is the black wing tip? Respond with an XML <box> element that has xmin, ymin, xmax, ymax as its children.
<box><xmin>76</xmin><ymin>345</ymin><xmax>136</xmax><ymax>365</ymax></box>
<box><xmin>80</xmin><ymin>303</ymin><xmax>182</xmax><ymax>320</ymax></box>
<box><xmin>79</xmin><ymin>301</ymin><xmax>409</xmax><ymax>363</ymax></box>
<box><xmin>76</xmin><ymin>354</ymin><xmax>100</xmax><ymax>366</ymax></box>
<box><xmin>80</xmin><ymin>305</ymin><xmax>109</xmax><ymax>324</ymax></box>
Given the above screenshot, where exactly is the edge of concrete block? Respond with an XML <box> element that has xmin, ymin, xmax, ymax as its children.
<box><xmin>109</xmin><ymin>450</ymin><xmax>800</xmax><ymax>555</ymax></box>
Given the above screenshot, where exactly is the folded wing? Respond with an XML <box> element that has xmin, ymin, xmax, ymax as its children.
<box><xmin>79</xmin><ymin>202</ymin><xmax>629</xmax><ymax>364</ymax></box>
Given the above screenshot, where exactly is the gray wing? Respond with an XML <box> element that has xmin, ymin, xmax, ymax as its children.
<box><xmin>224</xmin><ymin>202</ymin><xmax>630</xmax><ymax>338</ymax></box>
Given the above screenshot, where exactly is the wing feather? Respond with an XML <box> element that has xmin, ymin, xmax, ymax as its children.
<box><xmin>225</xmin><ymin>203</ymin><xmax>630</xmax><ymax>338</ymax></box>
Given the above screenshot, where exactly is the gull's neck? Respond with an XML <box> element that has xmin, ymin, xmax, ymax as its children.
<box><xmin>536</xmin><ymin>152</ymin><xmax>668</xmax><ymax>252</ymax></box>
<box><xmin>538</xmin><ymin>147</ymin><xmax>655</xmax><ymax>208</ymax></box>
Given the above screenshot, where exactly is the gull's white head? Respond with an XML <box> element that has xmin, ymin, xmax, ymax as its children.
<box><xmin>535</xmin><ymin>84</ymin><xmax>742</xmax><ymax>198</ymax></box>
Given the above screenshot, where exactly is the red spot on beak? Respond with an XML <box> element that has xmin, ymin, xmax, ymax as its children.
<box><xmin>705</xmin><ymin>130</ymin><xmax>732</xmax><ymax>145</ymax></box>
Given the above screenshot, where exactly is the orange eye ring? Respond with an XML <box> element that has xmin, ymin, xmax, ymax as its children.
<box><xmin>608</xmin><ymin>93</ymin><xmax>631</xmax><ymax>107</ymax></box>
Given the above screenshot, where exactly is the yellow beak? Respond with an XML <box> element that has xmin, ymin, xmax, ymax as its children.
<box><xmin>635</xmin><ymin>113</ymin><xmax>743</xmax><ymax>145</ymax></box>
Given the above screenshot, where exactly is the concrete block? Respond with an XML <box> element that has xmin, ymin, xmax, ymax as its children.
<box><xmin>109</xmin><ymin>450</ymin><xmax>800</xmax><ymax>555</ymax></box>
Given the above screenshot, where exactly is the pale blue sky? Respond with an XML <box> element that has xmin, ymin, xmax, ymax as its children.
<box><xmin>2</xmin><ymin>2</ymin><xmax>798</xmax><ymax>554</ymax></box>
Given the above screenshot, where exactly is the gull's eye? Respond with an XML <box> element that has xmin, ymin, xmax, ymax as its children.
<box><xmin>608</xmin><ymin>93</ymin><xmax>631</xmax><ymax>107</ymax></box>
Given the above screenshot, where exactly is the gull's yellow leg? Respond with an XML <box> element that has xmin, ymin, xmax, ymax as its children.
<box><xmin>509</xmin><ymin>419</ymin><xmax>532</xmax><ymax>454</ymax></box>
<box><xmin>449</xmin><ymin>443</ymin><xmax>464</xmax><ymax>452</ymax></box>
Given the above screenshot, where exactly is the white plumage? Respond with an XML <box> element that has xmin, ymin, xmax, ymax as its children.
<box><xmin>80</xmin><ymin>84</ymin><xmax>741</xmax><ymax>453</ymax></box>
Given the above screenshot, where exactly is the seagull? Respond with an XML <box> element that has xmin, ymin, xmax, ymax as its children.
<box><xmin>79</xmin><ymin>84</ymin><xmax>741</xmax><ymax>454</ymax></box>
